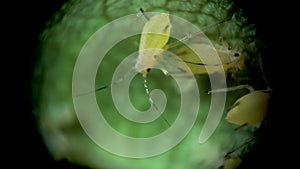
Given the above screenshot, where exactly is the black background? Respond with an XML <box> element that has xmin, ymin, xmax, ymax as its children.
<box><xmin>5</xmin><ymin>1</ymin><xmax>89</xmax><ymax>168</ymax></box>
<box><xmin>5</xmin><ymin>0</ymin><xmax>285</xmax><ymax>168</ymax></box>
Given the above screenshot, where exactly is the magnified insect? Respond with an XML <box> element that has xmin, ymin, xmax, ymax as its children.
<box><xmin>97</xmin><ymin>8</ymin><xmax>243</xmax><ymax>88</ymax></box>
<box><xmin>171</xmin><ymin>43</ymin><xmax>243</xmax><ymax>75</ymax></box>
<box><xmin>226</xmin><ymin>91</ymin><xmax>271</xmax><ymax>127</ymax></box>
<box><xmin>92</xmin><ymin>8</ymin><xmax>245</xmax><ymax>126</ymax></box>
<box><xmin>134</xmin><ymin>8</ymin><xmax>171</xmax><ymax>78</ymax></box>
<box><xmin>208</xmin><ymin>80</ymin><xmax>271</xmax><ymax>167</ymax></box>
<box><xmin>208</xmin><ymin>84</ymin><xmax>271</xmax><ymax>128</ymax></box>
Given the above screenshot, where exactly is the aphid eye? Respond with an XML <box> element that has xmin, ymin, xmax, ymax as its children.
<box><xmin>146</xmin><ymin>68</ymin><xmax>151</xmax><ymax>72</ymax></box>
<box><xmin>234</xmin><ymin>52</ymin><xmax>240</xmax><ymax>57</ymax></box>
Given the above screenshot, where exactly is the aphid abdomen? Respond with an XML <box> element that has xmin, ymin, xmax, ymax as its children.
<box><xmin>225</xmin><ymin>91</ymin><xmax>271</xmax><ymax>126</ymax></box>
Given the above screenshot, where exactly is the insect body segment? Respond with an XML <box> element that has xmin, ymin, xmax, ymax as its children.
<box><xmin>135</xmin><ymin>13</ymin><xmax>171</xmax><ymax>77</ymax></box>
<box><xmin>226</xmin><ymin>91</ymin><xmax>271</xmax><ymax>126</ymax></box>
<box><xmin>208</xmin><ymin>85</ymin><xmax>271</xmax><ymax>127</ymax></box>
<box><xmin>173</xmin><ymin>43</ymin><xmax>243</xmax><ymax>75</ymax></box>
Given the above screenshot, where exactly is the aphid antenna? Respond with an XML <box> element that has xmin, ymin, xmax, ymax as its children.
<box><xmin>258</xmin><ymin>55</ymin><xmax>273</xmax><ymax>92</ymax></box>
<box><xmin>207</xmin><ymin>84</ymin><xmax>254</xmax><ymax>94</ymax></box>
<box><xmin>166</xmin><ymin>17</ymin><xmax>232</xmax><ymax>50</ymax></box>
<box><xmin>139</xmin><ymin>8</ymin><xmax>232</xmax><ymax>52</ymax></box>
<box><xmin>139</xmin><ymin>8</ymin><xmax>150</xmax><ymax>21</ymax></box>
<box><xmin>183</xmin><ymin>59</ymin><xmax>238</xmax><ymax>67</ymax></box>
<box><xmin>262</xmin><ymin>88</ymin><xmax>272</xmax><ymax>93</ymax></box>
<box><xmin>76</xmin><ymin>68</ymin><xmax>136</xmax><ymax>97</ymax></box>
<box><xmin>75</xmin><ymin>86</ymin><xmax>109</xmax><ymax>97</ymax></box>
<box><xmin>143</xmin><ymin>76</ymin><xmax>171</xmax><ymax>127</ymax></box>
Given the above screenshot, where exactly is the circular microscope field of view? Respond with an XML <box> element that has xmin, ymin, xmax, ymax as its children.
<box><xmin>33</xmin><ymin>0</ymin><xmax>272</xmax><ymax>169</ymax></box>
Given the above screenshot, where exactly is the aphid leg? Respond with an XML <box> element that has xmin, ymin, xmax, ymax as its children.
<box><xmin>155</xmin><ymin>53</ymin><xmax>195</xmax><ymax>78</ymax></box>
<box><xmin>224</xmin><ymin>135</ymin><xmax>257</xmax><ymax>158</ymax></box>
<box><xmin>234</xmin><ymin>123</ymin><xmax>248</xmax><ymax>131</ymax></box>
<box><xmin>256</xmin><ymin>51</ymin><xmax>273</xmax><ymax>92</ymax></box>
<box><xmin>207</xmin><ymin>84</ymin><xmax>254</xmax><ymax>94</ymax></box>
<box><xmin>76</xmin><ymin>68</ymin><xmax>136</xmax><ymax>97</ymax></box>
<box><xmin>76</xmin><ymin>86</ymin><xmax>108</xmax><ymax>96</ymax></box>
<box><xmin>218</xmin><ymin>11</ymin><xmax>237</xmax><ymax>41</ymax></box>
<box><xmin>161</xmin><ymin>69</ymin><xmax>170</xmax><ymax>76</ymax></box>
<box><xmin>159</xmin><ymin>67</ymin><xmax>192</xmax><ymax>79</ymax></box>
<box><xmin>142</xmin><ymin>76</ymin><xmax>171</xmax><ymax>126</ymax></box>
<box><xmin>139</xmin><ymin>8</ymin><xmax>150</xmax><ymax>21</ymax></box>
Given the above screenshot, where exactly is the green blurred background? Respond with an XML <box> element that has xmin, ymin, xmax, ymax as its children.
<box><xmin>19</xmin><ymin>1</ymin><xmax>276</xmax><ymax>166</ymax></box>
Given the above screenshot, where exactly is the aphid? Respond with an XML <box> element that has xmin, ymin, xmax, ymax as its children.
<box><xmin>172</xmin><ymin>43</ymin><xmax>243</xmax><ymax>75</ymax></box>
<box><xmin>135</xmin><ymin>8</ymin><xmax>171</xmax><ymax>78</ymax></box>
<box><xmin>98</xmin><ymin>9</ymin><xmax>242</xmax><ymax>90</ymax></box>
<box><xmin>226</xmin><ymin>91</ymin><xmax>270</xmax><ymax>126</ymax></box>
<box><xmin>208</xmin><ymin>84</ymin><xmax>271</xmax><ymax>127</ymax></box>
<box><xmin>94</xmin><ymin>8</ymin><xmax>244</xmax><ymax>91</ymax></box>
<box><xmin>208</xmin><ymin>85</ymin><xmax>271</xmax><ymax>169</ymax></box>
<box><xmin>102</xmin><ymin>9</ymin><xmax>173</xmax><ymax>125</ymax></box>
<box><xmin>94</xmin><ymin>9</ymin><xmax>244</xmax><ymax>126</ymax></box>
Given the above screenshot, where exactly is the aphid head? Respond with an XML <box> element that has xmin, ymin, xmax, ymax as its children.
<box><xmin>228</xmin><ymin>48</ymin><xmax>242</xmax><ymax>62</ymax></box>
<box><xmin>227</xmin><ymin>48</ymin><xmax>244</xmax><ymax>71</ymax></box>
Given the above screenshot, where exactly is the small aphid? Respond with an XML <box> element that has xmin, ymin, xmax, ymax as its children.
<box><xmin>226</xmin><ymin>90</ymin><xmax>271</xmax><ymax>126</ymax></box>
<box><xmin>94</xmin><ymin>9</ymin><xmax>240</xmax><ymax>126</ymax></box>
<box><xmin>133</xmin><ymin>9</ymin><xmax>172</xmax><ymax>125</ymax></box>
<box><xmin>96</xmin><ymin>9</ymin><xmax>238</xmax><ymax>93</ymax></box>
<box><xmin>134</xmin><ymin>9</ymin><xmax>171</xmax><ymax>78</ymax></box>
<box><xmin>172</xmin><ymin>43</ymin><xmax>243</xmax><ymax>75</ymax></box>
<box><xmin>208</xmin><ymin>85</ymin><xmax>271</xmax><ymax>127</ymax></box>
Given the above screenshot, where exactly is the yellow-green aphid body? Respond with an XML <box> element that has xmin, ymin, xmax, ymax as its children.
<box><xmin>174</xmin><ymin>43</ymin><xmax>243</xmax><ymax>75</ymax></box>
<box><xmin>226</xmin><ymin>91</ymin><xmax>271</xmax><ymax>126</ymax></box>
<box><xmin>135</xmin><ymin>13</ymin><xmax>171</xmax><ymax>77</ymax></box>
